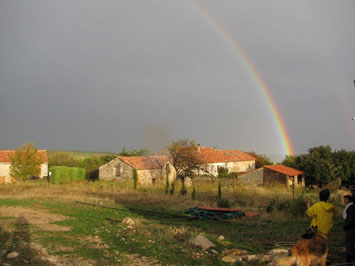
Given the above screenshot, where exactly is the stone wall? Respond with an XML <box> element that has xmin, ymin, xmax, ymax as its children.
<box><xmin>238</xmin><ymin>168</ymin><xmax>264</xmax><ymax>186</ymax></box>
<box><xmin>99</xmin><ymin>158</ymin><xmax>176</xmax><ymax>185</ymax></box>
<box><xmin>263</xmin><ymin>168</ymin><xmax>304</xmax><ymax>187</ymax></box>
<box><xmin>263</xmin><ymin>168</ymin><xmax>288</xmax><ymax>186</ymax></box>
<box><xmin>40</xmin><ymin>163</ymin><xmax>48</xmax><ymax>178</ymax></box>
<box><xmin>137</xmin><ymin>169</ymin><xmax>162</xmax><ymax>185</ymax></box>
<box><xmin>0</xmin><ymin>163</ymin><xmax>10</xmax><ymax>181</ymax></box>
<box><xmin>99</xmin><ymin>158</ymin><xmax>133</xmax><ymax>181</ymax></box>
<box><xmin>161</xmin><ymin>162</ymin><xmax>176</xmax><ymax>185</ymax></box>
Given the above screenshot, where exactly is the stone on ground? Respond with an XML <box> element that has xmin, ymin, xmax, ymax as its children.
<box><xmin>7</xmin><ymin>251</ymin><xmax>19</xmax><ymax>259</ymax></box>
<box><xmin>269</xmin><ymin>248</ymin><xmax>289</xmax><ymax>258</ymax></box>
<box><xmin>217</xmin><ymin>235</ymin><xmax>224</xmax><ymax>241</ymax></box>
<box><xmin>221</xmin><ymin>254</ymin><xmax>243</xmax><ymax>263</ymax></box>
<box><xmin>190</xmin><ymin>235</ymin><xmax>216</xmax><ymax>251</ymax></box>
<box><xmin>122</xmin><ymin>217</ymin><xmax>135</xmax><ymax>226</ymax></box>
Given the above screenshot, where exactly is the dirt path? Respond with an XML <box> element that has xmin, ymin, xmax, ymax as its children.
<box><xmin>0</xmin><ymin>206</ymin><xmax>72</xmax><ymax>232</ymax></box>
<box><xmin>0</xmin><ymin>206</ymin><xmax>96</xmax><ymax>265</ymax></box>
<box><xmin>0</xmin><ymin>206</ymin><xmax>162</xmax><ymax>266</ymax></box>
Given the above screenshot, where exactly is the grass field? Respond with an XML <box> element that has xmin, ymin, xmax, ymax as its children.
<box><xmin>0</xmin><ymin>180</ymin><xmax>349</xmax><ymax>265</ymax></box>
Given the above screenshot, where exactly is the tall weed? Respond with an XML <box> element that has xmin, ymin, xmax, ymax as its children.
<box><xmin>287</xmin><ymin>195</ymin><xmax>307</xmax><ymax>217</ymax></box>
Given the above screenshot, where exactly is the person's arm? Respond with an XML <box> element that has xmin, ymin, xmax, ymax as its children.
<box><xmin>304</xmin><ymin>198</ymin><xmax>315</xmax><ymax>218</ymax></box>
<box><xmin>305</xmin><ymin>200</ymin><xmax>316</xmax><ymax>218</ymax></box>
<box><xmin>304</xmin><ymin>198</ymin><xmax>311</xmax><ymax>209</ymax></box>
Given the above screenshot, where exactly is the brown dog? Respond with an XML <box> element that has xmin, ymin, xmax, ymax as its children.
<box><xmin>274</xmin><ymin>226</ymin><xmax>328</xmax><ymax>266</ymax></box>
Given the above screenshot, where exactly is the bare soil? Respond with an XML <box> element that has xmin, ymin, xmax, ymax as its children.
<box><xmin>0</xmin><ymin>206</ymin><xmax>72</xmax><ymax>232</ymax></box>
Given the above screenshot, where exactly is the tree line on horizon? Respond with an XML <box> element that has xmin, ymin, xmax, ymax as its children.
<box><xmin>282</xmin><ymin>145</ymin><xmax>355</xmax><ymax>187</ymax></box>
<box><xmin>9</xmin><ymin>142</ymin><xmax>355</xmax><ymax>188</ymax></box>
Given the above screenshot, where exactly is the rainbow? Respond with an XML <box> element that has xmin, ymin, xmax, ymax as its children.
<box><xmin>191</xmin><ymin>0</ymin><xmax>295</xmax><ymax>155</ymax></box>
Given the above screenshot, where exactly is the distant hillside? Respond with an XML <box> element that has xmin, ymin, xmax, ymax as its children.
<box><xmin>47</xmin><ymin>150</ymin><xmax>118</xmax><ymax>161</ymax></box>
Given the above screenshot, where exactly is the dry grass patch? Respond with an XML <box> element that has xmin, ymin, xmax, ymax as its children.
<box><xmin>0</xmin><ymin>206</ymin><xmax>71</xmax><ymax>232</ymax></box>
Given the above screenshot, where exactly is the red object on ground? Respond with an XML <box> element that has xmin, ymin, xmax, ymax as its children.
<box><xmin>197</xmin><ymin>206</ymin><xmax>243</xmax><ymax>213</ymax></box>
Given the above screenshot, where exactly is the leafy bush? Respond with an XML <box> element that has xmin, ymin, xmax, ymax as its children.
<box><xmin>49</xmin><ymin>153</ymin><xmax>117</xmax><ymax>181</ymax></box>
<box><xmin>191</xmin><ymin>186</ymin><xmax>196</xmax><ymax>200</ymax></box>
<box><xmin>49</xmin><ymin>166</ymin><xmax>85</xmax><ymax>184</ymax></box>
<box><xmin>218</xmin><ymin>167</ymin><xmax>229</xmax><ymax>178</ymax></box>
<box><xmin>218</xmin><ymin>167</ymin><xmax>238</xmax><ymax>179</ymax></box>
<box><xmin>180</xmin><ymin>183</ymin><xmax>187</xmax><ymax>195</ymax></box>
<box><xmin>9</xmin><ymin>143</ymin><xmax>44</xmax><ymax>181</ymax></box>
<box><xmin>287</xmin><ymin>196</ymin><xmax>307</xmax><ymax>217</ymax></box>
<box><xmin>266</xmin><ymin>200</ymin><xmax>276</xmax><ymax>213</ymax></box>
<box><xmin>133</xmin><ymin>168</ymin><xmax>138</xmax><ymax>190</ymax></box>
<box><xmin>165</xmin><ymin>172</ymin><xmax>169</xmax><ymax>194</ymax></box>
<box><xmin>169</xmin><ymin>182</ymin><xmax>175</xmax><ymax>195</ymax></box>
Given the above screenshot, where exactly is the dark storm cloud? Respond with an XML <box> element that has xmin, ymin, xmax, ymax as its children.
<box><xmin>0</xmin><ymin>0</ymin><xmax>354</xmax><ymax>160</ymax></box>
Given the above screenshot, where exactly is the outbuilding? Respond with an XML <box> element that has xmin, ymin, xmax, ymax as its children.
<box><xmin>99</xmin><ymin>156</ymin><xmax>176</xmax><ymax>185</ymax></box>
<box><xmin>263</xmin><ymin>164</ymin><xmax>304</xmax><ymax>187</ymax></box>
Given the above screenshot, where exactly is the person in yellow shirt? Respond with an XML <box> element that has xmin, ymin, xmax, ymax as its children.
<box><xmin>304</xmin><ymin>189</ymin><xmax>335</xmax><ymax>237</ymax></box>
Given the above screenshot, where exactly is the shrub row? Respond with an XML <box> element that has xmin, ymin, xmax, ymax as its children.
<box><xmin>49</xmin><ymin>166</ymin><xmax>86</xmax><ymax>184</ymax></box>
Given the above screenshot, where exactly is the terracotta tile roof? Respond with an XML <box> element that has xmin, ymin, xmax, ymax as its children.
<box><xmin>198</xmin><ymin>147</ymin><xmax>256</xmax><ymax>164</ymax></box>
<box><xmin>264</xmin><ymin>164</ymin><xmax>303</xmax><ymax>176</ymax></box>
<box><xmin>118</xmin><ymin>156</ymin><xmax>172</xmax><ymax>170</ymax></box>
<box><xmin>0</xmin><ymin>150</ymin><xmax>48</xmax><ymax>163</ymax></box>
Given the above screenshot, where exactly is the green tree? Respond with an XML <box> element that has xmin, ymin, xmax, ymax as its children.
<box><xmin>168</xmin><ymin>139</ymin><xmax>204</xmax><ymax>184</ymax></box>
<box><xmin>282</xmin><ymin>154</ymin><xmax>297</xmax><ymax>168</ymax></box>
<box><xmin>282</xmin><ymin>145</ymin><xmax>355</xmax><ymax>187</ymax></box>
<box><xmin>9</xmin><ymin>143</ymin><xmax>44</xmax><ymax>181</ymax></box>
<box><xmin>79</xmin><ymin>158</ymin><xmax>102</xmax><ymax>180</ymax></box>
<box><xmin>118</xmin><ymin>146</ymin><xmax>149</xmax><ymax>156</ymax></box>
<box><xmin>247</xmin><ymin>151</ymin><xmax>273</xmax><ymax>168</ymax></box>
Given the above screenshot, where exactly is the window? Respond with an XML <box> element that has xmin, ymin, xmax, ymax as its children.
<box><xmin>115</xmin><ymin>164</ymin><xmax>121</xmax><ymax>177</ymax></box>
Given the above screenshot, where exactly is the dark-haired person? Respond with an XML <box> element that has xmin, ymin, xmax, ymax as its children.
<box><xmin>343</xmin><ymin>195</ymin><xmax>355</xmax><ymax>262</ymax></box>
<box><xmin>304</xmin><ymin>189</ymin><xmax>335</xmax><ymax>237</ymax></box>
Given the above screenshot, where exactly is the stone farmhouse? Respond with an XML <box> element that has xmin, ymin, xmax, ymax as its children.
<box><xmin>0</xmin><ymin>150</ymin><xmax>48</xmax><ymax>184</ymax></box>
<box><xmin>99</xmin><ymin>156</ymin><xmax>176</xmax><ymax>185</ymax></box>
<box><xmin>196</xmin><ymin>146</ymin><xmax>256</xmax><ymax>176</ymax></box>
<box><xmin>238</xmin><ymin>164</ymin><xmax>304</xmax><ymax>187</ymax></box>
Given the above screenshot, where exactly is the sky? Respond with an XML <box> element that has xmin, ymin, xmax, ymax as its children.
<box><xmin>0</xmin><ymin>0</ymin><xmax>354</xmax><ymax>161</ymax></box>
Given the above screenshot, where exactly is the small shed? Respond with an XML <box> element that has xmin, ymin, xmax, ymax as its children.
<box><xmin>263</xmin><ymin>164</ymin><xmax>304</xmax><ymax>187</ymax></box>
<box><xmin>99</xmin><ymin>156</ymin><xmax>176</xmax><ymax>185</ymax></box>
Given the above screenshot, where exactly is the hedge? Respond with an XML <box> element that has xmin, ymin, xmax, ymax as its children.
<box><xmin>49</xmin><ymin>166</ymin><xmax>86</xmax><ymax>184</ymax></box>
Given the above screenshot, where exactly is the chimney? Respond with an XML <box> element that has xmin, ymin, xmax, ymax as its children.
<box><xmin>197</xmin><ymin>144</ymin><xmax>200</xmax><ymax>152</ymax></box>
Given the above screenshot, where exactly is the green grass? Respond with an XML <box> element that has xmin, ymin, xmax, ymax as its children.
<box><xmin>0</xmin><ymin>180</ymin><xmax>349</xmax><ymax>265</ymax></box>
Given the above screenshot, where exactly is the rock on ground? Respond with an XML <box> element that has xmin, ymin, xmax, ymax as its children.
<box><xmin>190</xmin><ymin>235</ymin><xmax>216</xmax><ymax>251</ymax></box>
<box><xmin>7</xmin><ymin>251</ymin><xmax>20</xmax><ymax>259</ymax></box>
<box><xmin>122</xmin><ymin>217</ymin><xmax>135</xmax><ymax>226</ymax></box>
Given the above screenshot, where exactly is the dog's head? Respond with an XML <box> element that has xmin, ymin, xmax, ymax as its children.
<box><xmin>301</xmin><ymin>226</ymin><xmax>318</xmax><ymax>239</ymax></box>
